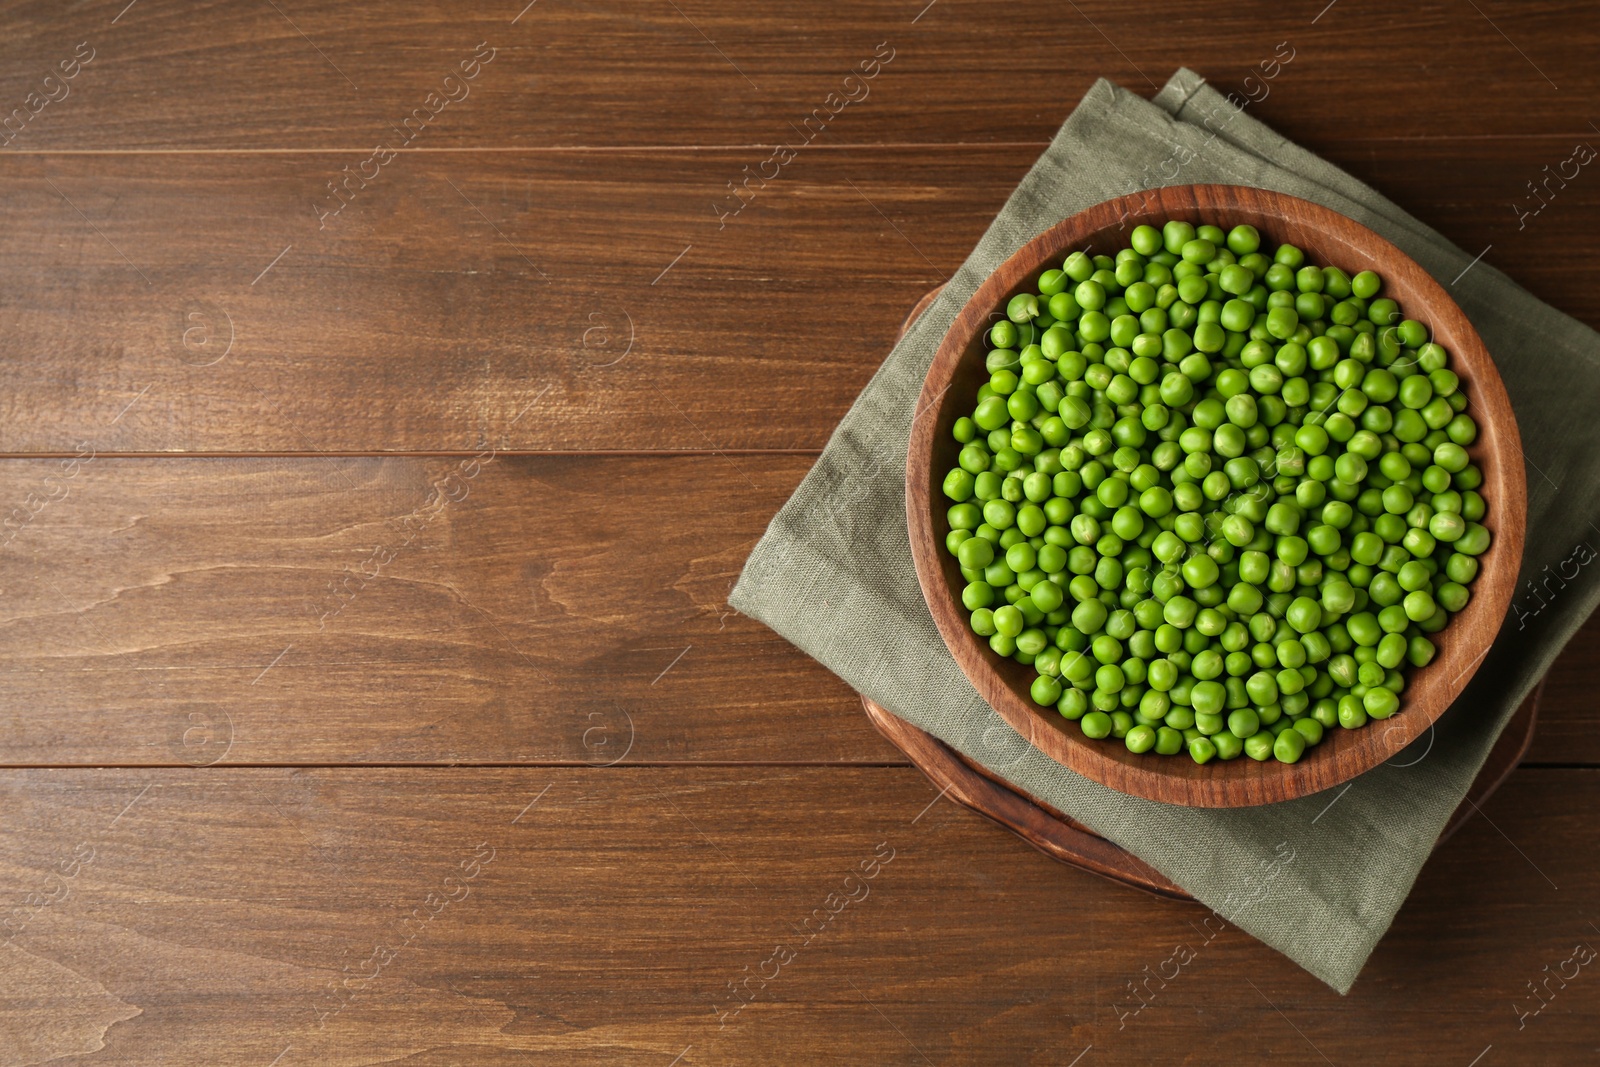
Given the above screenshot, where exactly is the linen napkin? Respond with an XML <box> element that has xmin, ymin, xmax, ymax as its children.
<box><xmin>731</xmin><ymin>68</ymin><xmax>1600</xmax><ymax>993</ymax></box>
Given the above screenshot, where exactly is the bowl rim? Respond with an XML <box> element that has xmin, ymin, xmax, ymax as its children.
<box><xmin>906</xmin><ymin>183</ymin><xmax>1527</xmax><ymax>807</ymax></box>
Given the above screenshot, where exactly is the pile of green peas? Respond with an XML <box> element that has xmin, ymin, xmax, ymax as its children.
<box><xmin>940</xmin><ymin>220</ymin><xmax>1491</xmax><ymax>765</ymax></box>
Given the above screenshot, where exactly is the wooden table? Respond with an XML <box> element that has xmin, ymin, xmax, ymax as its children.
<box><xmin>0</xmin><ymin>2</ymin><xmax>1596</xmax><ymax>1063</ymax></box>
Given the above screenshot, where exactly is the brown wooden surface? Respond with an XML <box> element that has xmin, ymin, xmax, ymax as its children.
<box><xmin>0</xmin><ymin>767</ymin><xmax>1597</xmax><ymax>1066</ymax></box>
<box><xmin>1</xmin><ymin>1</ymin><xmax>1598</xmax><ymax>1063</ymax></box>
<box><xmin>907</xmin><ymin>185</ymin><xmax>1526</xmax><ymax>807</ymax></box>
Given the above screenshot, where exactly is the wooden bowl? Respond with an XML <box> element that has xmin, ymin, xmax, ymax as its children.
<box><xmin>907</xmin><ymin>184</ymin><xmax>1527</xmax><ymax>807</ymax></box>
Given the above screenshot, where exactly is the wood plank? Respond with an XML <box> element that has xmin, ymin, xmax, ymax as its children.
<box><xmin>0</xmin><ymin>1</ymin><xmax>1593</xmax><ymax>151</ymax></box>
<box><xmin>0</xmin><ymin>138</ymin><xmax>1595</xmax><ymax>453</ymax></box>
<box><xmin>0</xmin><ymin>453</ymin><xmax>893</xmax><ymax>766</ymax></box>
<box><xmin>1526</xmin><ymin>608</ymin><xmax>1600</xmax><ymax>764</ymax></box>
<box><xmin>0</xmin><ymin>765</ymin><xmax>1592</xmax><ymax>1065</ymax></box>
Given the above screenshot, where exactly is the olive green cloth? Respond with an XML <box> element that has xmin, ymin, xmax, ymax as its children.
<box><xmin>731</xmin><ymin>68</ymin><xmax>1600</xmax><ymax>993</ymax></box>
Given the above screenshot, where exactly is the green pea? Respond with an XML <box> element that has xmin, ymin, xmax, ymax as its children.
<box><xmin>1154</xmin><ymin>725</ymin><xmax>1185</xmax><ymax>755</ymax></box>
<box><xmin>1243</xmin><ymin>732</ymin><xmax>1274</xmax><ymax>760</ymax></box>
<box><xmin>1265</xmin><ymin>306</ymin><xmax>1299</xmax><ymax>340</ymax></box>
<box><xmin>1283</xmin><ymin>596</ymin><xmax>1321</xmax><ymax>634</ymax></box>
<box><xmin>1125</xmin><ymin>723</ymin><xmax>1158</xmax><ymax>753</ymax></box>
<box><xmin>1363</xmin><ymin>686</ymin><xmax>1399</xmax><ymax>719</ymax></box>
<box><xmin>983</xmin><ymin>499</ymin><xmax>1016</xmax><ymax>530</ymax></box>
<box><xmin>1163</xmin><ymin>596</ymin><xmax>1199</xmax><ymax>629</ymax></box>
<box><xmin>1080</xmin><ymin>710</ymin><xmax>1113</xmax><ymax>739</ymax></box>
<box><xmin>1180</xmin><ymin>238</ymin><xmax>1216</xmax><ymax>265</ymax></box>
<box><xmin>1182</xmin><ymin>553</ymin><xmax>1220</xmax><ymax>589</ymax></box>
<box><xmin>943</xmin><ymin>467</ymin><xmax>977</xmax><ymax>501</ymax></box>
<box><xmin>1030</xmin><ymin>674</ymin><xmax>1064</xmax><ymax>706</ymax></box>
<box><xmin>1007</xmin><ymin>293</ymin><xmax>1040</xmax><ymax>322</ymax></box>
<box><xmin>1056</xmin><ymin>688</ymin><xmax>1089</xmax><ymax>722</ymax></box>
<box><xmin>1189</xmin><ymin>680</ymin><xmax>1225</xmax><ymax>716</ymax></box>
<box><xmin>957</xmin><ymin>537</ymin><xmax>995</xmax><ymax>570</ymax></box>
<box><xmin>1272</xmin><ymin>728</ymin><xmax>1306</xmax><ymax>763</ymax></box>
<box><xmin>1207</xmin><ymin>730</ymin><xmax>1240</xmax><ymax>760</ymax></box>
<box><xmin>1402</xmin><ymin>589</ymin><xmax>1436</xmax><ymax>622</ymax></box>
<box><xmin>1226</xmin><ymin>225</ymin><xmax>1260</xmax><ymax>255</ymax></box>
<box><xmin>1456</xmin><ymin>522</ymin><xmax>1492</xmax><ymax>556</ymax></box>
<box><xmin>1331</xmin><ymin>453</ymin><xmax>1366</xmax><ymax>485</ymax></box>
<box><xmin>1293</xmin><ymin>717</ymin><xmax>1324</xmax><ymax>746</ymax></box>
<box><xmin>1408</xmin><ymin>635</ymin><xmax>1436</xmax><ymax>668</ymax></box>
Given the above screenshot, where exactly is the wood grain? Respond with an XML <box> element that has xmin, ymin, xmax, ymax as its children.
<box><xmin>0</xmin><ymin>765</ymin><xmax>1593</xmax><ymax>1066</ymax></box>
<box><xmin>0</xmin><ymin>0</ymin><xmax>1594</xmax><ymax>1060</ymax></box>
<box><xmin>0</xmin><ymin>138</ymin><xmax>1590</xmax><ymax>453</ymax></box>
<box><xmin>0</xmin><ymin>1</ymin><xmax>1593</xmax><ymax>151</ymax></box>
<box><xmin>1527</xmin><ymin>609</ymin><xmax>1600</xmax><ymax>764</ymax></box>
<box><xmin>908</xmin><ymin>184</ymin><xmax>1526</xmax><ymax>807</ymax></box>
<box><xmin>0</xmin><ymin>453</ymin><xmax>894</xmax><ymax>766</ymax></box>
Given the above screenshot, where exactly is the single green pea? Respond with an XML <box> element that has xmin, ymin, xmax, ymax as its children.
<box><xmin>1293</xmin><ymin>717</ymin><xmax>1324</xmax><ymax>746</ymax></box>
<box><xmin>1272</xmin><ymin>727</ymin><xmax>1306</xmax><ymax>763</ymax></box>
<box><xmin>1395</xmin><ymin>318</ymin><xmax>1428</xmax><ymax>347</ymax></box>
<box><xmin>1206</xmin><ymin>730</ymin><xmax>1240</xmax><ymax>760</ymax></box>
<box><xmin>1154</xmin><ymin>725</ymin><xmax>1185</xmax><ymax>755</ymax></box>
<box><xmin>957</xmin><ymin>536</ymin><xmax>995</xmax><ymax>570</ymax></box>
<box><xmin>1368</xmin><ymin>297</ymin><xmax>1399</xmax><ymax>326</ymax></box>
<box><xmin>968</xmin><ymin>605</ymin><xmax>998</xmax><ymax>635</ymax></box>
<box><xmin>954</xmin><ymin>447</ymin><xmax>993</xmax><ymax>486</ymax></box>
<box><xmin>1363</xmin><ymin>686</ymin><xmax>1399</xmax><ymax>719</ymax></box>
<box><xmin>1402</xmin><ymin>589</ymin><xmax>1436</xmax><ymax>622</ymax></box>
<box><xmin>1039</xmin><ymin>269</ymin><xmax>1073</xmax><ymax>298</ymax></box>
<box><xmin>1125</xmin><ymin>723</ymin><xmax>1158</xmax><ymax>754</ymax></box>
<box><xmin>1455</xmin><ymin>522</ymin><xmax>1492</xmax><ymax>556</ymax></box>
<box><xmin>1080</xmin><ymin>710</ymin><xmax>1113</xmax><ymax>739</ymax></box>
<box><xmin>1030</xmin><ymin>575</ymin><xmax>1068</xmax><ymax>617</ymax></box>
<box><xmin>1282</xmin><ymin>596</ymin><xmax>1320</xmax><ymax>634</ymax></box>
<box><xmin>1163</xmin><ymin>595</ymin><xmax>1199</xmax><ymax>629</ymax></box>
<box><xmin>1264</xmin><ymin>305</ymin><xmax>1299</xmax><ymax>341</ymax></box>
<box><xmin>1007</xmin><ymin>293</ymin><xmax>1040</xmax><ymax>323</ymax></box>
<box><xmin>1331</xmin><ymin>452</ymin><xmax>1366</xmax><ymax>486</ymax></box>
<box><xmin>1130</xmin><ymin>225</ymin><xmax>1163</xmax><ymax>255</ymax></box>
<box><xmin>1335</xmin><ymin>696</ymin><xmax>1367</xmax><ymax>730</ymax></box>
<box><xmin>1220</xmin><ymin>263</ymin><xmax>1255</xmax><ymax>296</ymax></box>
<box><xmin>962</xmin><ymin>579</ymin><xmax>996</xmax><ymax>611</ymax></box>
<box><xmin>1161</xmin><ymin>221</ymin><xmax>1197</xmax><ymax>255</ymax></box>
<box><xmin>1241</xmin><ymin>731</ymin><xmax>1273</xmax><ymax>760</ymax></box>
<box><xmin>1181</xmin><ymin>238</ymin><xmax>1216</xmax><ymax>264</ymax></box>
<box><xmin>1030</xmin><ymin>674</ymin><xmax>1064</xmax><ymax>706</ymax></box>
<box><xmin>1226</xmin><ymin>225</ymin><xmax>1261</xmax><ymax>255</ymax></box>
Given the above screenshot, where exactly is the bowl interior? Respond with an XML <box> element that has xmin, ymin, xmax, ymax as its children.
<box><xmin>907</xmin><ymin>184</ymin><xmax>1526</xmax><ymax>807</ymax></box>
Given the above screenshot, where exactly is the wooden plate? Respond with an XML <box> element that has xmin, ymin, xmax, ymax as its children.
<box><xmin>862</xmin><ymin>683</ymin><xmax>1541</xmax><ymax>900</ymax></box>
<box><xmin>906</xmin><ymin>186</ymin><xmax>1528</xmax><ymax>807</ymax></box>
